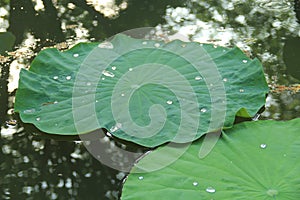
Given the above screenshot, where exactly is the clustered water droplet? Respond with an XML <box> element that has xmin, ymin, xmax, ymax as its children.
<box><xmin>154</xmin><ymin>43</ymin><xmax>160</xmax><ymax>48</ymax></box>
<box><xmin>195</xmin><ymin>76</ymin><xmax>202</xmax><ymax>81</ymax></box>
<box><xmin>102</xmin><ymin>70</ymin><xmax>115</xmax><ymax>78</ymax></box>
<box><xmin>200</xmin><ymin>108</ymin><xmax>207</xmax><ymax>113</ymax></box>
<box><xmin>206</xmin><ymin>186</ymin><xmax>216</xmax><ymax>193</ymax></box>
<box><xmin>260</xmin><ymin>143</ymin><xmax>267</xmax><ymax>149</ymax></box>
<box><xmin>111</xmin><ymin>66</ymin><xmax>117</xmax><ymax>70</ymax></box>
<box><xmin>242</xmin><ymin>59</ymin><xmax>248</xmax><ymax>63</ymax></box>
<box><xmin>192</xmin><ymin>181</ymin><xmax>198</xmax><ymax>186</ymax></box>
<box><xmin>166</xmin><ymin>100</ymin><xmax>173</xmax><ymax>105</ymax></box>
<box><xmin>138</xmin><ymin>176</ymin><xmax>144</xmax><ymax>180</ymax></box>
<box><xmin>110</xmin><ymin>123</ymin><xmax>122</xmax><ymax>133</ymax></box>
<box><xmin>73</xmin><ymin>53</ymin><xmax>79</xmax><ymax>58</ymax></box>
<box><xmin>66</xmin><ymin>76</ymin><xmax>72</xmax><ymax>80</ymax></box>
<box><xmin>53</xmin><ymin>76</ymin><xmax>59</xmax><ymax>80</ymax></box>
<box><xmin>239</xmin><ymin>89</ymin><xmax>244</xmax><ymax>93</ymax></box>
<box><xmin>98</xmin><ymin>42</ymin><xmax>114</xmax><ymax>49</ymax></box>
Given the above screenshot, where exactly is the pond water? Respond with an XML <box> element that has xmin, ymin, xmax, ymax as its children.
<box><xmin>0</xmin><ymin>0</ymin><xmax>299</xmax><ymax>199</ymax></box>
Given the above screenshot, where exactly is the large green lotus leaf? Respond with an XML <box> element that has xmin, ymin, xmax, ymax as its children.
<box><xmin>15</xmin><ymin>34</ymin><xmax>269</xmax><ymax>147</ymax></box>
<box><xmin>122</xmin><ymin>118</ymin><xmax>300</xmax><ymax>199</ymax></box>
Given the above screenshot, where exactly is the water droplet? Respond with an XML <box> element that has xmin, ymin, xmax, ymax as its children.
<box><xmin>166</xmin><ymin>100</ymin><xmax>173</xmax><ymax>105</ymax></box>
<box><xmin>154</xmin><ymin>43</ymin><xmax>160</xmax><ymax>48</ymax></box>
<box><xmin>267</xmin><ymin>189</ymin><xmax>278</xmax><ymax>197</ymax></box>
<box><xmin>98</xmin><ymin>42</ymin><xmax>114</xmax><ymax>49</ymax></box>
<box><xmin>242</xmin><ymin>59</ymin><xmax>248</xmax><ymax>63</ymax></box>
<box><xmin>73</xmin><ymin>53</ymin><xmax>79</xmax><ymax>57</ymax></box>
<box><xmin>110</xmin><ymin>123</ymin><xmax>122</xmax><ymax>133</ymax></box>
<box><xmin>102</xmin><ymin>70</ymin><xmax>115</xmax><ymax>78</ymax></box>
<box><xmin>200</xmin><ymin>108</ymin><xmax>207</xmax><ymax>113</ymax></box>
<box><xmin>193</xmin><ymin>181</ymin><xmax>198</xmax><ymax>186</ymax></box>
<box><xmin>66</xmin><ymin>76</ymin><xmax>72</xmax><ymax>80</ymax></box>
<box><xmin>239</xmin><ymin>89</ymin><xmax>244</xmax><ymax>93</ymax></box>
<box><xmin>142</xmin><ymin>41</ymin><xmax>147</xmax><ymax>45</ymax></box>
<box><xmin>213</xmin><ymin>45</ymin><xmax>218</xmax><ymax>48</ymax></box>
<box><xmin>260</xmin><ymin>144</ymin><xmax>267</xmax><ymax>149</ymax></box>
<box><xmin>128</xmin><ymin>68</ymin><xmax>133</xmax><ymax>71</ymax></box>
<box><xmin>101</xmin><ymin>77</ymin><xmax>105</xmax><ymax>80</ymax></box>
<box><xmin>138</xmin><ymin>176</ymin><xmax>144</xmax><ymax>180</ymax></box>
<box><xmin>86</xmin><ymin>82</ymin><xmax>91</xmax><ymax>86</ymax></box>
<box><xmin>53</xmin><ymin>76</ymin><xmax>59</xmax><ymax>80</ymax></box>
<box><xmin>195</xmin><ymin>76</ymin><xmax>202</xmax><ymax>81</ymax></box>
<box><xmin>181</xmin><ymin>44</ymin><xmax>186</xmax><ymax>48</ymax></box>
<box><xmin>95</xmin><ymin>100</ymin><xmax>99</xmax><ymax>103</ymax></box>
<box><xmin>111</xmin><ymin>66</ymin><xmax>117</xmax><ymax>70</ymax></box>
<box><xmin>206</xmin><ymin>186</ymin><xmax>216</xmax><ymax>193</ymax></box>
<box><xmin>200</xmin><ymin>44</ymin><xmax>203</xmax><ymax>46</ymax></box>
<box><xmin>36</xmin><ymin>117</ymin><xmax>41</xmax><ymax>121</ymax></box>
<box><xmin>23</xmin><ymin>109</ymin><xmax>36</xmax><ymax>114</ymax></box>
<box><xmin>121</xmin><ymin>93</ymin><xmax>125</xmax><ymax>97</ymax></box>
<box><xmin>223</xmin><ymin>78</ymin><xmax>228</xmax><ymax>82</ymax></box>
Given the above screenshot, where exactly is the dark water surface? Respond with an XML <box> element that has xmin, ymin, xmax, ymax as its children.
<box><xmin>0</xmin><ymin>0</ymin><xmax>299</xmax><ymax>199</ymax></box>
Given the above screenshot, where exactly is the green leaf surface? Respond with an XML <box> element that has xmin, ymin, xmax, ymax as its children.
<box><xmin>122</xmin><ymin>118</ymin><xmax>300</xmax><ymax>199</ymax></box>
<box><xmin>15</xmin><ymin>34</ymin><xmax>269</xmax><ymax>147</ymax></box>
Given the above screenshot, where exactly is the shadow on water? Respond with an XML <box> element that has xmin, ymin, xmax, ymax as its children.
<box><xmin>0</xmin><ymin>0</ymin><xmax>299</xmax><ymax>199</ymax></box>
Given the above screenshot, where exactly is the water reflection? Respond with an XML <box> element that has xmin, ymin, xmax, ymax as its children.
<box><xmin>0</xmin><ymin>123</ymin><xmax>123</xmax><ymax>199</ymax></box>
<box><xmin>0</xmin><ymin>0</ymin><xmax>299</xmax><ymax>199</ymax></box>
